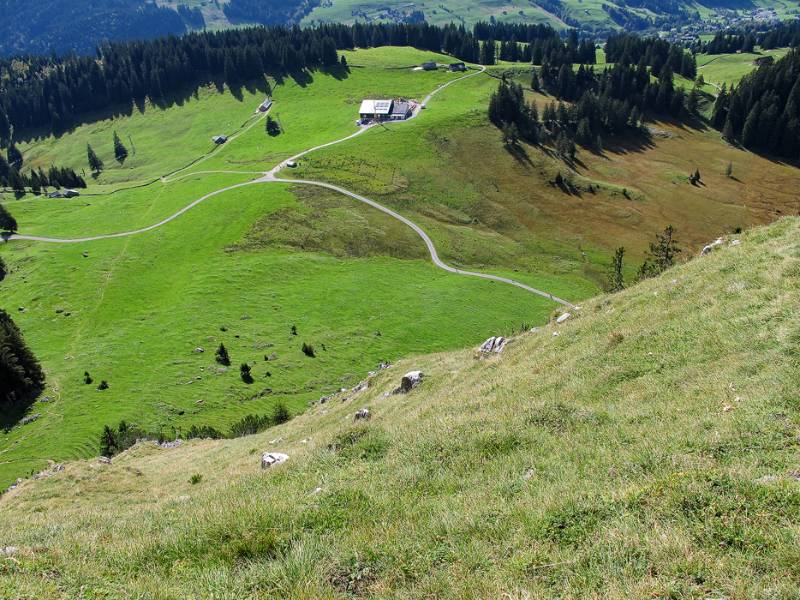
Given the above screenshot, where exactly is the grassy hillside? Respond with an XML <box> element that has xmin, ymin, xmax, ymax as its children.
<box><xmin>1</xmin><ymin>217</ymin><xmax>798</xmax><ymax>598</ymax></box>
<box><xmin>697</xmin><ymin>47</ymin><xmax>793</xmax><ymax>89</ymax></box>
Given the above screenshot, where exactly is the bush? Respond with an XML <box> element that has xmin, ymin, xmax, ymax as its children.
<box><xmin>240</xmin><ymin>363</ymin><xmax>253</xmax><ymax>384</ymax></box>
<box><xmin>186</xmin><ymin>424</ymin><xmax>224</xmax><ymax>439</ymax></box>
<box><xmin>229</xmin><ymin>413</ymin><xmax>272</xmax><ymax>437</ymax></box>
<box><xmin>97</xmin><ymin>380</ymin><xmax>109</xmax><ymax>390</ymax></box>
<box><xmin>272</xmin><ymin>402</ymin><xmax>290</xmax><ymax>424</ymax></box>
<box><xmin>189</xmin><ymin>473</ymin><xmax>203</xmax><ymax>485</ymax></box>
<box><xmin>302</xmin><ymin>342</ymin><xmax>315</xmax><ymax>358</ymax></box>
<box><xmin>215</xmin><ymin>343</ymin><xmax>230</xmax><ymax>366</ymax></box>
<box><xmin>83</xmin><ymin>371</ymin><xmax>93</xmax><ymax>384</ymax></box>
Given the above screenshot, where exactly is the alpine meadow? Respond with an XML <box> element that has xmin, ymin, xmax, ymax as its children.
<box><xmin>1</xmin><ymin>9</ymin><xmax>799</xmax><ymax>600</ymax></box>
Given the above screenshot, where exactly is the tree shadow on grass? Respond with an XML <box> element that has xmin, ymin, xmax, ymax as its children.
<box><xmin>320</xmin><ymin>64</ymin><xmax>351</xmax><ymax>81</ymax></box>
<box><xmin>504</xmin><ymin>142</ymin><xmax>534</xmax><ymax>167</ymax></box>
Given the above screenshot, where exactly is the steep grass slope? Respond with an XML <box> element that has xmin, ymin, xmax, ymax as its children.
<box><xmin>1</xmin><ymin>217</ymin><xmax>798</xmax><ymax>598</ymax></box>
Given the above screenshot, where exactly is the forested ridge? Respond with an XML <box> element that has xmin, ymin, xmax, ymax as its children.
<box><xmin>712</xmin><ymin>48</ymin><xmax>800</xmax><ymax>159</ymax></box>
<box><xmin>0</xmin><ymin>0</ymin><xmax>192</xmax><ymax>57</ymax></box>
<box><xmin>700</xmin><ymin>19</ymin><xmax>800</xmax><ymax>54</ymax></box>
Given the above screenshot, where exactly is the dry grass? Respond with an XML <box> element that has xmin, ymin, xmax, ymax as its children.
<box><xmin>1</xmin><ymin>217</ymin><xmax>798</xmax><ymax>598</ymax></box>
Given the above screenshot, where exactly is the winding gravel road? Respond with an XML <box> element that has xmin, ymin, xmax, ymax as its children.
<box><xmin>5</xmin><ymin>65</ymin><xmax>574</xmax><ymax>307</ymax></box>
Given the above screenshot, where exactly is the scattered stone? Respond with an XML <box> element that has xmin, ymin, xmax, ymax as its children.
<box><xmin>730</xmin><ymin>239</ymin><xmax>741</xmax><ymax>246</ymax></box>
<box><xmin>240</xmin><ymin>314</ymin><xmax>251</xmax><ymax>320</ymax></box>
<box><xmin>556</xmin><ymin>312</ymin><xmax>571</xmax><ymax>324</ymax></box>
<box><xmin>523</xmin><ymin>468</ymin><xmax>535</xmax><ymax>480</ymax></box>
<box><xmin>378</xmin><ymin>361</ymin><xmax>391</xmax><ymax>370</ymax></box>
<box><xmin>722</xmin><ymin>404</ymin><xmax>733</xmax><ymax>413</ymax></box>
<box><xmin>0</xmin><ymin>547</ymin><xmax>18</xmax><ymax>557</ymax></box>
<box><xmin>355</xmin><ymin>408</ymin><xmax>371</xmax><ymax>421</ymax></box>
<box><xmin>552</xmin><ymin>331</ymin><xmax>560</xmax><ymax>337</ymax></box>
<box><xmin>261</xmin><ymin>452</ymin><xmax>289</xmax><ymax>469</ymax></box>
<box><xmin>755</xmin><ymin>474</ymin><xmax>778</xmax><ymax>485</ymax></box>
<box><xmin>352</xmin><ymin>380</ymin><xmax>368</xmax><ymax>394</ymax></box>
<box><xmin>478</xmin><ymin>336</ymin><xmax>507</xmax><ymax>354</ymax></box>
<box><xmin>311</xmin><ymin>486</ymin><xmax>323</xmax><ymax>495</ymax></box>
<box><xmin>20</xmin><ymin>413</ymin><xmax>41</xmax><ymax>426</ymax></box>
<box><xmin>269</xmin><ymin>437</ymin><xmax>282</xmax><ymax>445</ymax></box>
<box><xmin>701</xmin><ymin>237</ymin><xmax>724</xmax><ymax>255</ymax></box>
<box><xmin>159</xmin><ymin>440</ymin><xmax>183</xmax><ymax>449</ymax></box>
<box><xmin>40</xmin><ymin>396</ymin><xmax>52</xmax><ymax>403</ymax></box>
<box><xmin>52</xmin><ymin>464</ymin><xmax>64</xmax><ymax>472</ymax></box>
<box><xmin>18</xmin><ymin>307</ymin><xmax>25</xmax><ymax>312</ymax></box>
<box><xmin>99</xmin><ymin>456</ymin><xmax>112</xmax><ymax>464</ymax></box>
<box><xmin>394</xmin><ymin>370</ymin><xmax>423</xmax><ymax>394</ymax></box>
<box><xmin>176</xmin><ymin>495</ymin><xmax>191</xmax><ymax>503</ymax></box>
<box><xmin>82</xmin><ymin>251</ymin><xmax>89</xmax><ymax>258</ymax></box>
<box><xmin>193</xmin><ymin>347</ymin><xmax>205</xmax><ymax>354</ymax></box>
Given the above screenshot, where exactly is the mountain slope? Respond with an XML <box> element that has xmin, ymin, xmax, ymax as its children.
<box><xmin>1</xmin><ymin>218</ymin><xmax>799</xmax><ymax>597</ymax></box>
<box><xmin>0</xmin><ymin>0</ymin><xmax>189</xmax><ymax>56</ymax></box>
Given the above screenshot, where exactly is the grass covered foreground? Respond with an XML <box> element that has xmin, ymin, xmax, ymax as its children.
<box><xmin>1</xmin><ymin>217</ymin><xmax>798</xmax><ymax>597</ymax></box>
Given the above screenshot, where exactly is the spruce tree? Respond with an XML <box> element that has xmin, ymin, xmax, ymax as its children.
<box><xmin>87</xmin><ymin>143</ymin><xmax>104</xmax><ymax>173</ymax></box>
<box><xmin>0</xmin><ymin>203</ymin><xmax>17</xmax><ymax>232</ymax></box>
<box><xmin>609</xmin><ymin>247</ymin><xmax>625</xmax><ymax>292</ymax></box>
<box><xmin>722</xmin><ymin>118</ymin><xmax>735</xmax><ymax>143</ymax></box>
<box><xmin>99</xmin><ymin>425</ymin><xmax>118</xmax><ymax>457</ymax></box>
<box><xmin>265</xmin><ymin>115</ymin><xmax>281</xmax><ymax>136</ymax></box>
<box><xmin>0</xmin><ymin>256</ymin><xmax>6</xmax><ymax>282</ymax></box>
<box><xmin>638</xmin><ymin>225</ymin><xmax>681</xmax><ymax>280</ymax></box>
<box><xmin>113</xmin><ymin>131</ymin><xmax>128</xmax><ymax>164</ymax></box>
<box><xmin>215</xmin><ymin>343</ymin><xmax>230</xmax><ymax>366</ymax></box>
<box><xmin>0</xmin><ymin>309</ymin><xmax>46</xmax><ymax>409</ymax></box>
<box><xmin>6</xmin><ymin>144</ymin><xmax>22</xmax><ymax>170</ymax></box>
<box><xmin>725</xmin><ymin>162</ymin><xmax>733</xmax><ymax>178</ymax></box>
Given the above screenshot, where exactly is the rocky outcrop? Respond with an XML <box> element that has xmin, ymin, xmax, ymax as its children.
<box><xmin>701</xmin><ymin>238</ymin><xmax>724</xmax><ymax>255</ymax></box>
<box><xmin>261</xmin><ymin>452</ymin><xmax>289</xmax><ymax>469</ymax></box>
<box><xmin>395</xmin><ymin>371</ymin><xmax>423</xmax><ymax>394</ymax></box>
<box><xmin>478</xmin><ymin>336</ymin><xmax>507</xmax><ymax>354</ymax></box>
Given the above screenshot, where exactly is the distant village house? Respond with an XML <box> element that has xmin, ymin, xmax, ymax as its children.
<box><xmin>449</xmin><ymin>62</ymin><xmax>467</xmax><ymax>72</ymax></box>
<box><xmin>212</xmin><ymin>135</ymin><xmax>228</xmax><ymax>144</ymax></box>
<box><xmin>421</xmin><ymin>61</ymin><xmax>437</xmax><ymax>71</ymax></box>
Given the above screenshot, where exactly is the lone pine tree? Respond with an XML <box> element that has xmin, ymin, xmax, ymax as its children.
<box><xmin>87</xmin><ymin>143</ymin><xmax>104</xmax><ymax>173</ymax></box>
<box><xmin>113</xmin><ymin>132</ymin><xmax>128</xmax><ymax>164</ymax></box>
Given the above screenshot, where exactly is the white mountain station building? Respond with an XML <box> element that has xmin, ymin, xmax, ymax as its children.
<box><xmin>358</xmin><ymin>98</ymin><xmax>413</xmax><ymax>123</ymax></box>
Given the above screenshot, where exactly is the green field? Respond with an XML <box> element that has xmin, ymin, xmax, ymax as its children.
<box><xmin>1</xmin><ymin>216</ymin><xmax>798</xmax><ymax>597</ymax></box>
<box><xmin>697</xmin><ymin>47</ymin><xmax>793</xmax><ymax>89</ymax></box>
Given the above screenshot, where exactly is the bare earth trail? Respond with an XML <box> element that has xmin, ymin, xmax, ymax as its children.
<box><xmin>6</xmin><ymin>65</ymin><xmax>574</xmax><ymax>307</ymax></box>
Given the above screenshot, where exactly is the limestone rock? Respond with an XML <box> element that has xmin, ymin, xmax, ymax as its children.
<box><xmin>99</xmin><ymin>456</ymin><xmax>112</xmax><ymax>464</ymax></box>
<box><xmin>701</xmin><ymin>237</ymin><xmax>724</xmax><ymax>255</ymax></box>
<box><xmin>261</xmin><ymin>452</ymin><xmax>289</xmax><ymax>469</ymax></box>
<box><xmin>556</xmin><ymin>312</ymin><xmax>571</xmax><ymax>324</ymax></box>
<box><xmin>354</xmin><ymin>408</ymin><xmax>371</xmax><ymax>421</ymax></box>
<box><xmin>395</xmin><ymin>370</ymin><xmax>423</xmax><ymax>394</ymax></box>
<box><xmin>478</xmin><ymin>336</ymin><xmax>507</xmax><ymax>354</ymax></box>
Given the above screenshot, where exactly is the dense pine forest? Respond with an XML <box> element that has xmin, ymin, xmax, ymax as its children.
<box><xmin>700</xmin><ymin>19</ymin><xmax>800</xmax><ymax>54</ymax></box>
<box><xmin>0</xmin><ymin>308</ymin><xmax>46</xmax><ymax>422</ymax></box>
<box><xmin>712</xmin><ymin>49</ymin><xmax>800</xmax><ymax>159</ymax></box>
